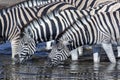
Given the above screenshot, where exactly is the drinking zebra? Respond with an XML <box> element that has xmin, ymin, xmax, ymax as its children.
<box><xmin>0</xmin><ymin>0</ymin><xmax>116</xmax><ymax>63</ymax></box>
<box><xmin>9</xmin><ymin>0</ymin><xmax>117</xmax><ymax>53</ymax></box>
<box><xmin>48</xmin><ymin>11</ymin><xmax>119</xmax><ymax>66</ymax></box>
<box><xmin>0</xmin><ymin>1</ymin><xmax>77</xmax><ymax>63</ymax></box>
<box><xmin>19</xmin><ymin>2</ymin><xmax>120</xmax><ymax>63</ymax></box>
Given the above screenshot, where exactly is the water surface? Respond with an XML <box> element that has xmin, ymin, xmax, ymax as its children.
<box><xmin>0</xmin><ymin>53</ymin><xmax>120</xmax><ymax>80</ymax></box>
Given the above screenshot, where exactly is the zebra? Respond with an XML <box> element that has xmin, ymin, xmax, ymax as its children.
<box><xmin>48</xmin><ymin>10</ymin><xmax>120</xmax><ymax>66</ymax></box>
<box><xmin>8</xmin><ymin>0</ymin><xmax>118</xmax><ymax>53</ymax></box>
<box><xmin>0</xmin><ymin>0</ymin><xmax>116</xmax><ymax>63</ymax></box>
<box><xmin>19</xmin><ymin>2</ymin><xmax>120</xmax><ymax>63</ymax></box>
<box><xmin>0</xmin><ymin>1</ymin><xmax>78</xmax><ymax>63</ymax></box>
<box><xmin>12</xmin><ymin>0</ymin><xmax>120</xmax><ymax>59</ymax></box>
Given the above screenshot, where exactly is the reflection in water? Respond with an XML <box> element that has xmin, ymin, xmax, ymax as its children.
<box><xmin>0</xmin><ymin>55</ymin><xmax>120</xmax><ymax>80</ymax></box>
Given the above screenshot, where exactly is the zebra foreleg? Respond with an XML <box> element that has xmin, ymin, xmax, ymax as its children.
<box><xmin>38</xmin><ymin>40</ymin><xmax>54</xmax><ymax>52</ymax></box>
<box><xmin>70</xmin><ymin>46</ymin><xmax>83</xmax><ymax>60</ymax></box>
<box><xmin>70</xmin><ymin>49</ymin><xmax>78</xmax><ymax>60</ymax></box>
<box><xmin>45</xmin><ymin>40</ymin><xmax>54</xmax><ymax>50</ymax></box>
<box><xmin>77</xmin><ymin>46</ymin><xmax>83</xmax><ymax>56</ymax></box>
<box><xmin>117</xmin><ymin>46</ymin><xmax>120</xmax><ymax>57</ymax></box>
<box><xmin>102</xmin><ymin>43</ymin><xmax>116</xmax><ymax>63</ymax></box>
<box><xmin>117</xmin><ymin>39</ymin><xmax>120</xmax><ymax>57</ymax></box>
<box><xmin>93</xmin><ymin>45</ymin><xmax>101</xmax><ymax>63</ymax></box>
<box><xmin>93</xmin><ymin>52</ymin><xmax>100</xmax><ymax>63</ymax></box>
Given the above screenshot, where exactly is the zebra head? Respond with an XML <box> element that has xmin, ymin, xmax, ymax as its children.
<box><xmin>47</xmin><ymin>39</ymin><xmax>73</xmax><ymax>67</ymax></box>
<box><xmin>15</xmin><ymin>32</ymin><xmax>36</xmax><ymax>63</ymax></box>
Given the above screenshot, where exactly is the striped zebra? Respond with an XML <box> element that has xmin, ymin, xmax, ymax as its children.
<box><xmin>9</xmin><ymin>0</ymin><xmax>118</xmax><ymax>55</ymax></box>
<box><xmin>19</xmin><ymin>2</ymin><xmax>120</xmax><ymax>63</ymax></box>
<box><xmin>0</xmin><ymin>1</ymin><xmax>77</xmax><ymax>63</ymax></box>
<box><xmin>12</xmin><ymin>0</ymin><xmax>120</xmax><ymax>58</ymax></box>
<box><xmin>2</xmin><ymin>0</ymin><xmax>113</xmax><ymax>43</ymax></box>
<box><xmin>48</xmin><ymin>11</ymin><xmax>120</xmax><ymax>66</ymax></box>
<box><xmin>1</xmin><ymin>0</ymin><xmax>78</xmax><ymax>51</ymax></box>
<box><xmin>0</xmin><ymin>0</ymin><xmax>115</xmax><ymax>63</ymax></box>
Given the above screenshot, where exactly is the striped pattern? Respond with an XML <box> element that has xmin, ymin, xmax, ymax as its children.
<box><xmin>22</xmin><ymin>2</ymin><xmax>120</xmax><ymax>42</ymax></box>
<box><xmin>10</xmin><ymin>0</ymin><xmax>117</xmax><ymax>9</ymax></box>
<box><xmin>0</xmin><ymin>0</ymin><xmax>118</xmax><ymax>63</ymax></box>
<box><xmin>0</xmin><ymin>1</ymin><xmax>76</xmax><ymax>63</ymax></box>
<box><xmin>49</xmin><ymin>11</ymin><xmax>119</xmax><ymax>66</ymax></box>
<box><xmin>19</xmin><ymin>1</ymin><xmax>120</xmax><ymax>63</ymax></box>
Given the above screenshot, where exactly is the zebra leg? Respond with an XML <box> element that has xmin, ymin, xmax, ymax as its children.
<box><xmin>45</xmin><ymin>40</ymin><xmax>54</xmax><ymax>50</ymax></box>
<box><xmin>116</xmin><ymin>39</ymin><xmax>120</xmax><ymax>57</ymax></box>
<box><xmin>93</xmin><ymin>52</ymin><xmax>100</xmax><ymax>63</ymax></box>
<box><xmin>70</xmin><ymin>48</ymin><xmax>78</xmax><ymax>60</ymax></box>
<box><xmin>102</xmin><ymin>43</ymin><xmax>116</xmax><ymax>63</ymax></box>
<box><xmin>93</xmin><ymin>45</ymin><xmax>100</xmax><ymax>63</ymax></box>
<box><xmin>77</xmin><ymin>46</ymin><xmax>83</xmax><ymax>56</ymax></box>
<box><xmin>70</xmin><ymin>46</ymin><xmax>83</xmax><ymax>60</ymax></box>
<box><xmin>117</xmin><ymin>46</ymin><xmax>120</xmax><ymax>57</ymax></box>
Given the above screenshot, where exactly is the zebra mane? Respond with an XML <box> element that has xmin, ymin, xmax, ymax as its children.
<box><xmin>20</xmin><ymin>10</ymin><xmax>60</xmax><ymax>38</ymax></box>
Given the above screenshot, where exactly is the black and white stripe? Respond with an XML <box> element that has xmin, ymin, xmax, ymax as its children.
<box><xmin>2</xmin><ymin>0</ymin><xmax>113</xmax><ymax>63</ymax></box>
<box><xmin>48</xmin><ymin>11</ymin><xmax>120</xmax><ymax>66</ymax></box>
<box><xmin>20</xmin><ymin>1</ymin><xmax>120</xmax><ymax>63</ymax></box>
<box><xmin>11</xmin><ymin>0</ymin><xmax>119</xmax><ymax>62</ymax></box>
<box><xmin>0</xmin><ymin>1</ymin><xmax>77</xmax><ymax>63</ymax></box>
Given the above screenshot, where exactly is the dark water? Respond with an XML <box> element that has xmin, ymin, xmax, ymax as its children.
<box><xmin>0</xmin><ymin>42</ymin><xmax>120</xmax><ymax>80</ymax></box>
<box><xmin>0</xmin><ymin>54</ymin><xmax>120</xmax><ymax>80</ymax></box>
